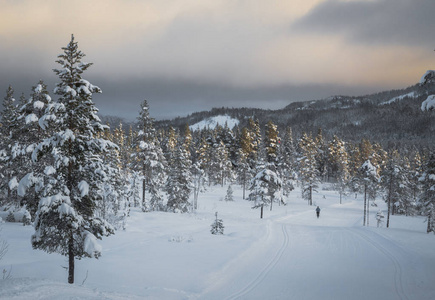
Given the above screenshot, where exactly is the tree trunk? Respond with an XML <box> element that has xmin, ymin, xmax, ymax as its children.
<box><xmin>386</xmin><ymin>178</ymin><xmax>392</xmax><ymax>228</ymax></box>
<box><xmin>142</xmin><ymin>177</ymin><xmax>146</xmax><ymax>210</ymax></box>
<box><xmin>367</xmin><ymin>197</ymin><xmax>370</xmax><ymax>227</ymax></box>
<box><xmin>309</xmin><ymin>186</ymin><xmax>313</xmax><ymax>206</ymax></box>
<box><xmin>242</xmin><ymin>171</ymin><xmax>246</xmax><ymax>200</ymax></box>
<box><xmin>363</xmin><ymin>184</ymin><xmax>367</xmax><ymax>226</ymax></box>
<box><xmin>68</xmin><ymin>236</ymin><xmax>74</xmax><ymax>284</ymax></box>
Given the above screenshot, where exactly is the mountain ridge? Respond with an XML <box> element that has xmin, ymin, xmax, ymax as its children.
<box><xmin>102</xmin><ymin>82</ymin><xmax>435</xmax><ymax>150</ymax></box>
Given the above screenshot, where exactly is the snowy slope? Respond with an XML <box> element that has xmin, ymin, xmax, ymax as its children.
<box><xmin>189</xmin><ymin>115</ymin><xmax>239</xmax><ymax>131</ymax></box>
<box><xmin>381</xmin><ymin>91</ymin><xmax>419</xmax><ymax>105</ymax></box>
<box><xmin>1</xmin><ymin>185</ymin><xmax>435</xmax><ymax>299</ymax></box>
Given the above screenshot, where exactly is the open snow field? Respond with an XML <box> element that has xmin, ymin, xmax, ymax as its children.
<box><xmin>1</xmin><ymin>185</ymin><xmax>435</xmax><ymax>299</ymax></box>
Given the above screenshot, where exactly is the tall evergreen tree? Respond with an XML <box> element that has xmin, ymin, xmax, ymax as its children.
<box><xmin>14</xmin><ymin>81</ymin><xmax>53</xmax><ymax>218</ymax></box>
<box><xmin>359</xmin><ymin>159</ymin><xmax>380</xmax><ymax>226</ymax></box>
<box><xmin>238</xmin><ymin>127</ymin><xmax>254</xmax><ymax>198</ymax></box>
<box><xmin>409</xmin><ymin>151</ymin><xmax>423</xmax><ymax>213</ymax></box>
<box><xmin>279</xmin><ymin>127</ymin><xmax>296</xmax><ymax>197</ymax></box>
<box><xmin>29</xmin><ymin>35</ymin><xmax>114</xmax><ymax>284</ymax></box>
<box><xmin>0</xmin><ymin>85</ymin><xmax>20</xmax><ymax>207</ymax></box>
<box><xmin>381</xmin><ymin>150</ymin><xmax>410</xmax><ymax>228</ymax></box>
<box><xmin>298</xmin><ymin>133</ymin><xmax>319</xmax><ymax>206</ymax></box>
<box><xmin>246</xmin><ymin>118</ymin><xmax>261</xmax><ymax>170</ymax></box>
<box><xmin>314</xmin><ymin>128</ymin><xmax>328</xmax><ymax>181</ymax></box>
<box><xmin>419</xmin><ymin>152</ymin><xmax>435</xmax><ymax>233</ymax></box>
<box><xmin>166</xmin><ymin>143</ymin><xmax>192</xmax><ymax>213</ymax></box>
<box><xmin>236</xmin><ymin>147</ymin><xmax>250</xmax><ymax>199</ymax></box>
<box><xmin>131</xmin><ymin>100</ymin><xmax>166</xmax><ymax>211</ymax></box>
<box><xmin>328</xmin><ymin>135</ymin><xmax>350</xmax><ymax>204</ymax></box>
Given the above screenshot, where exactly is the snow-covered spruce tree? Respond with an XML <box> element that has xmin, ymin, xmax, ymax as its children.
<box><xmin>191</xmin><ymin>136</ymin><xmax>209</xmax><ymax>209</ymax></box>
<box><xmin>210</xmin><ymin>212</ymin><xmax>224</xmax><ymax>235</ymax></box>
<box><xmin>183</xmin><ymin>123</ymin><xmax>193</xmax><ymax>159</ymax></box>
<box><xmin>249</xmin><ymin>164</ymin><xmax>282</xmax><ymax>211</ymax></box>
<box><xmin>298</xmin><ymin>133</ymin><xmax>319</xmax><ymax>206</ymax></box>
<box><xmin>209</xmin><ymin>140</ymin><xmax>232</xmax><ymax>186</ymax></box>
<box><xmin>220</xmin><ymin>122</ymin><xmax>238</xmax><ymax>166</ymax></box>
<box><xmin>249</xmin><ymin>122</ymin><xmax>283</xmax><ymax>211</ymax></box>
<box><xmin>246</xmin><ymin>118</ymin><xmax>261</xmax><ymax>170</ymax></box>
<box><xmin>225</xmin><ymin>185</ymin><xmax>234</xmax><ymax>201</ymax></box>
<box><xmin>0</xmin><ymin>85</ymin><xmax>20</xmax><ymax>207</ymax></box>
<box><xmin>95</xmin><ymin>129</ymin><xmax>129</xmax><ymax>229</ymax></box>
<box><xmin>398</xmin><ymin>156</ymin><xmax>417</xmax><ymax>216</ymax></box>
<box><xmin>264</xmin><ymin>120</ymin><xmax>283</xmax><ymax>208</ymax></box>
<box><xmin>131</xmin><ymin>100</ymin><xmax>166</xmax><ymax>211</ymax></box>
<box><xmin>381</xmin><ymin>150</ymin><xmax>411</xmax><ymax>228</ymax></box>
<box><xmin>409</xmin><ymin>151</ymin><xmax>423</xmax><ymax>213</ymax></box>
<box><xmin>314</xmin><ymin>128</ymin><xmax>328</xmax><ymax>182</ymax></box>
<box><xmin>236</xmin><ymin>147</ymin><xmax>251</xmax><ymax>199</ymax></box>
<box><xmin>112</xmin><ymin>123</ymin><xmax>131</xmax><ymax>174</ymax></box>
<box><xmin>328</xmin><ymin>135</ymin><xmax>350</xmax><ymax>204</ymax></box>
<box><xmin>30</xmin><ymin>35</ymin><xmax>115</xmax><ymax>284</ymax></box>
<box><xmin>163</xmin><ymin>126</ymin><xmax>178</xmax><ymax>162</ymax></box>
<box><xmin>166</xmin><ymin>143</ymin><xmax>192</xmax><ymax>213</ymax></box>
<box><xmin>13</xmin><ymin>81</ymin><xmax>53</xmax><ymax>219</ymax></box>
<box><xmin>197</xmin><ymin>136</ymin><xmax>211</xmax><ymax>185</ymax></box>
<box><xmin>419</xmin><ymin>152</ymin><xmax>435</xmax><ymax>233</ymax></box>
<box><xmin>279</xmin><ymin>127</ymin><xmax>296</xmax><ymax>198</ymax></box>
<box><xmin>191</xmin><ymin>161</ymin><xmax>207</xmax><ymax>210</ymax></box>
<box><xmin>359</xmin><ymin>159</ymin><xmax>380</xmax><ymax>226</ymax></box>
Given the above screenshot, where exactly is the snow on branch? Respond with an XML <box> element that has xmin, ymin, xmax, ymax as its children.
<box><xmin>78</xmin><ymin>180</ymin><xmax>89</xmax><ymax>197</ymax></box>
<box><xmin>421</xmin><ymin>95</ymin><xmax>435</xmax><ymax>111</ymax></box>
<box><xmin>18</xmin><ymin>173</ymin><xmax>39</xmax><ymax>197</ymax></box>
<box><xmin>83</xmin><ymin>231</ymin><xmax>102</xmax><ymax>258</ymax></box>
<box><xmin>420</xmin><ymin>70</ymin><xmax>435</xmax><ymax>85</ymax></box>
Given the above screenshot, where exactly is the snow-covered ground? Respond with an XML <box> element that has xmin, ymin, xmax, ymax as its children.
<box><xmin>1</xmin><ymin>185</ymin><xmax>435</xmax><ymax>299</ymax></box>
<box><xmin>189</xmin><ymin>115</ymin><xmax>239</xmax><ymax>131</ymax></box>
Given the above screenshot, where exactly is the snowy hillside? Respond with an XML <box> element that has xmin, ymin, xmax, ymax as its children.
<box><xmin>381</xmin><ymin>91</ymin><xmax>419</xmax><ymax>105</ymax></box>
<box><xmin>1</xmin><ymin>185</ymin><xmax>435</xmax><ymax>299</ymax></box>
<box><xmin>189</xmin><ymin>115</ymin><xmax>239</xmax><ymax>131</ymax></box>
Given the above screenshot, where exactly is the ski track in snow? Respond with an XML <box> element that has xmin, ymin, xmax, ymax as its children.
<box><xmin>225</xmin><ymin>224</ymin><xmax>290</xmax><ymax>300</ymax></box>
<box><xmin>348</xmin><ymin>228</ymin><xmax>409</xmax><ymax>300</ymax></box>
<box><xmin>2</xmin><ymin>185</ymin><xmax>435</xmax><ymax>299</ymax></box>
<box><xmin>201</xmin><ymin>208</ymin><xmax>421</xmax><ymax>300</ymax></box>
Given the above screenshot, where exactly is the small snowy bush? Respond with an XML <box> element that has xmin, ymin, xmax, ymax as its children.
<box><xmin>6</xmin><ymin>212</ymin><xmax>15</xmax><ymax>223</ymax></box>
<box><xmin>225</xmin><ymin>185</ymin><xmax>234</xmax><ymax>202</ymax></box>
<box><xmin>169</xmin><ymin>235</ymin><xmax>193</xmax><ymax>243</ymax></box>
<box><xmin>211</xmin><ymin>212</ymin><xmax>224</xmax><ymax>235</ymax></box>
<box><xmin>376</xmin><ymin>210</ymin><xmax>385</xmax><ymax>228</ymax></box>
<box><xmin>22</xmin><ymin>210</ymin><xmax>31</xmax><ymax>226</ymax></box>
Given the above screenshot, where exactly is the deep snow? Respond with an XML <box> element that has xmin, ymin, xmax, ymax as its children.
<box><xmin>1</xmin><ymin>185</ymin><xmax>435</xmax><ymax>299</ymax></box>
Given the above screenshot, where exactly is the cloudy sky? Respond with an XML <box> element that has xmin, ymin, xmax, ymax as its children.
<box><xmin>1</xmin><ymin>0</ymin><xmax>434</xmax><ymax>121</ymax></box>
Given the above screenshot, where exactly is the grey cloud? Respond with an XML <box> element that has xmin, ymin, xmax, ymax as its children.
<box><xmin>90</xmin><ymin>77</ymin><xmax>384</xmax><ymax>121</ymax></box>
<box><xmin>1</xmin><ymin>73</ymin><xmax>400</xmax><ymax>122</ymax></box>
<box><xmin>292</xmin><ymin>0</ymin><xmax>435</xmax><ymax>47</ymax></box>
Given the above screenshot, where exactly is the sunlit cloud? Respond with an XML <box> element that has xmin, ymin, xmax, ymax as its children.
<box><xmin>1</xmin><ymin>0</ymin><xmax>433</xmax><ymax>119</ymax></box>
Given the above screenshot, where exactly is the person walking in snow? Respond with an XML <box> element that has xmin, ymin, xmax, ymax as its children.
<box><xmin>316</xmin><ymin>206</ymin><xmax>321</xmax><ymax>218</ymax></box>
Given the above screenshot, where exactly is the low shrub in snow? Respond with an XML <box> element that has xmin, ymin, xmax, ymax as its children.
<box><xmin>6</xmin><ymin>212</ymin><xmax>15</xmax><ymax>223</ymax></box>
<box><xmin>211</xmin><ymin>212</ymin><xmax>224</xmax><ymax>235</ymax></box>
